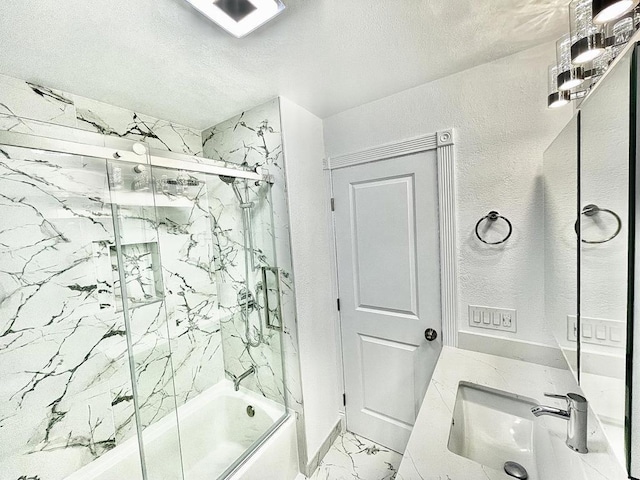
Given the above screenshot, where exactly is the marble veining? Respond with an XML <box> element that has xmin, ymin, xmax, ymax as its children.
<box><xmin>0</xmin><ymin>77</ymin><xmax>297</xmax><ymax>480</ymax></box>
<box><xmin>0</xmin><ymin>72</ymin><xmax>203</xmax><ymax>158</ymax></box>
<box><xmin>308</xmin><ymin>431</ymin><xmax>401</xmax><ymax>480</ymax></box>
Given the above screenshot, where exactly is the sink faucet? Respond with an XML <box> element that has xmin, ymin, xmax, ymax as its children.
<box><xmin>233</xmin><ymin>366</ymin><xmax>256</xmax><ymax>391</ymax></box>
<box><xmin>531</xmin><ymin>393</ymin><xmax>588</xmax><ymax>454</ymax></box>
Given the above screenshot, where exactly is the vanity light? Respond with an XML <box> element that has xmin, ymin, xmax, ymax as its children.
<box><xmin>557</xmin><ymin>34</ymin><xmax>586</xmax><ymax>90</ymax></box>
<box><xmin>548</xmin><ymin>65</ymin><xmax>571</xmax><ymax>108</ymax></box>
<box><xmin>184</xmin><ymin>0</ymin><xmax>285</xmax><ymax>38</ymax></box>
<box><xmin>592</xmin><ymin>0</ymin><xmax>639</xmax><ymax>24</ymax></box>
<box><xmin>570</xmin><ymin>0</ymin><xmax>606</xmax><ymax>64</ymax></box>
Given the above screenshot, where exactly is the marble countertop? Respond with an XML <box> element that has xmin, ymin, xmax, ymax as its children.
<box><xmin>396</xmin><ymin>347</ymin><xmax>628</xmax><ymax>480</ymax></box>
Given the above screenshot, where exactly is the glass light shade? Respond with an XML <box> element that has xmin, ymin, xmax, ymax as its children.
<box><xmin>570</xmin><ymin>0</ymin><xmax>606</xmax><ymax>64</ymax></box>
<box><xmin>605</xmin><ymin>11</ymin><xmax>637</xmax><ymax>55</ymax></box>
<box><xmin>556</xmin><ymin>34</ymin><xmax>586</xmax><ymax>90</ymax></box>
<box><xmin>548</xmin><ymin>65</ymin><xmax>571</xmax><ymax>108</ymax></box>
<box><xmin>592</xmin><ymin>0</ymin><xmax>639</xmax><ymax>24</ymax></box>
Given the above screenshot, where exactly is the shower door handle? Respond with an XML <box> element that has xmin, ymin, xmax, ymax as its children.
<box><xmin>261</xmin><ymin>266</ymin><xmax>283</xmax><ymax>331</ymax></box>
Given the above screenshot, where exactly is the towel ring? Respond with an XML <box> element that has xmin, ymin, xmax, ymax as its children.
<box><xmin>475</xmin><ymin>211</ymin><xmax>512</xmax><ymax>245</ymax></box>
<box><xmin>574</xmin><ymin>204</ymin><xmax>622</xmax><ymax>244</ymax></box>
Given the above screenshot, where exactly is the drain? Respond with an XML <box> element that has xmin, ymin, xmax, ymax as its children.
<box><xmin>504</xmin><ymin>461</ymin><xmax>528</xmax><ymax>480</ymax></box>
<box><xmin>246</xmin><ymin>405</ymin><xmax>255</xmax><ymax>417</ymax></box>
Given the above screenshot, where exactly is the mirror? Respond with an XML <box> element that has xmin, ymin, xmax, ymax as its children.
<box><xmin>543</xmin><ymin>115</ymin><xmax>579</xmax><ymax>376</ymax></box>
<box><xmin>580</xmin><ymin>46</ymin><xmax>633</xmax><ymax>469</ymax></box>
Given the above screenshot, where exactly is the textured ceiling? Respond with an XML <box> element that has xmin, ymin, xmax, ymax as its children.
<box><xmin>0</xmin><ymin>0</ymin><xmax>568</xmax><ymax>129</ymax></box>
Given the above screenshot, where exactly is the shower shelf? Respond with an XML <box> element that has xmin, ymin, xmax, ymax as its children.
<box><xmin>109</xmin><ymin>190</ymin><xmax>195</xmax><ymax>208</ymax></box>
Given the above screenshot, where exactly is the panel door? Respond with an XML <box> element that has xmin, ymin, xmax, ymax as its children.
<box><xmin>332</xmin><ymin>151</ymin><xmax>442</xmax><ymax>452</ymax></box>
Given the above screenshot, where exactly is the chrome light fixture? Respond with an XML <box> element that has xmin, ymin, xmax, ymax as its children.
<box><xmin>570</xmin><ymin>0</ymin><xmax>606</xmax><ymax>64</ymax></box>
<box><xmin>185</xmin><ymin>0</ymin><xmax>285</xmax><ymax>38</ymax></box>
<box><xmin>592</xmin><ymin>0</ymin><xmax>639</xmax><ymax>24</ymax></box>
<box><xmin>548</xmin><ymin>65</ymin><xmax>571</xmax><ymax>108</ymax></box>
<box><xmin>546</xmin><ymin>0</ymin><xmax>639</xmax><ymax>108</ymax></box>
<box><xmin>557</xmin><ymin>34</ymin><xmax>585</xmax><ymax>90</ymax></box>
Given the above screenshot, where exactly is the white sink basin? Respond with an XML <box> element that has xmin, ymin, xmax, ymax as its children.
<box><xmin>447</xmin><ymin>382</ymin><xmax>591</xmax><ymax>480</ymax></box>
<box><xmin>448</xmin><ymin>382</ymin><xmax>540</xmax><ymax>477</ymax></box>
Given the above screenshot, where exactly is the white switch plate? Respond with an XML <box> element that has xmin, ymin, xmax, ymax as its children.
<box><xmin>468</xmin><ymin>305</ymin><xmax>517</xmax><ymax>333</ymax></box>
<box><xmin>566</xmin><ymin>315</ymin><xmax>626</xmax><ymax>348</ymax></box>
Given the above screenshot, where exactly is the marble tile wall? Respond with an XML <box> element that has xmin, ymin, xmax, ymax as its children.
<box><xmin>202</xmin><ymin>99</ymin><xmax>307</xmax><ymax>464</ymax></box>
<box><xmin>0</xmin><ymin>148</ymin><xmax>128</xmax><ymax>480</ymax></box>
<box><xmin>0</xmin><ymin>72</ymin><xmax>202</xmax><ymax>156</ymax></box>
<box><xmin>0</xmin><ymin>72</ymin><xmax>302</xmax><ymax>479</ymax></box>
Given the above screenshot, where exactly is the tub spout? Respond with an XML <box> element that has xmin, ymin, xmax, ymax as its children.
<box><xmin>233</xmin><ymin>366</ymin><xmax>256</xmax><ymax>391</ymax></box>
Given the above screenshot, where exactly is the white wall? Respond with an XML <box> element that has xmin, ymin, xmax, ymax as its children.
<box><xmin>279</xmin><ymin>98</ymin><xmax>342</xmax><ymax>460</ymax></box>
<box><xmin>323</xmin><ymin>42</ymin><xmax>573</xmax><ymax>347</ymax></box>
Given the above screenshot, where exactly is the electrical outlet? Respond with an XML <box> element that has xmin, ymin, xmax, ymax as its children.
<box><xmin>468</xmin><ymin>305</ymin><xmax>517</xmax><ymax>333</ymax></box>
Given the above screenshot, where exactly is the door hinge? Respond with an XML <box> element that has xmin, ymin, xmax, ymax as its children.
<box><xmin>337</xmin><ymin>298</ymin><xmax>341</xmax><ymax>311</ymax></box>
<box><xmin>342</xmin><ymin>393</ymin><xmax>346</xmax><ymax>406</ymax></box>
<box><xmin>330</xmin><ymin>197</ymin><xmax>335</xmax><ymax>211</ymax></box>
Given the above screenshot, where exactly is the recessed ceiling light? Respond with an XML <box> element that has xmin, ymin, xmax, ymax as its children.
<box><xmin>185</xmin><ymin>0</ymin><xmax>285</xmax><ymax>38</ymax></box>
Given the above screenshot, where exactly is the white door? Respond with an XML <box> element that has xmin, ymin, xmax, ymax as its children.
<box><xmin>332</xmin><ymin>151</ymin><xmax>442</xmax><ymax>453</ymax></box>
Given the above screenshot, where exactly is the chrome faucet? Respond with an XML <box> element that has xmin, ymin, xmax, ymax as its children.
<box><xmin>531</xmin><ymin>393</ymin><xmax>588</xmax><ymax>454</ymax></box>
<box><xmin>233</xmin><ymin>366</ymin><xmax>256</xmax><ymax>391</ymax></box>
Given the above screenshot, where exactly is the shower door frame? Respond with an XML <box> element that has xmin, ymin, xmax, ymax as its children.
<box><xmin>0</xmin><ymin>130</ymin><xmax>266</xmax><ymax>182</ymax></box>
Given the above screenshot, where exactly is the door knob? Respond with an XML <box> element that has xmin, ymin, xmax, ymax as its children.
<box><xmin>424</xmin><ymin>328</ymin><xmax>438</xmax><ymax>341</ymax></box>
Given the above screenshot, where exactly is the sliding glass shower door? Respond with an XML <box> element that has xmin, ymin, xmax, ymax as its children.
<box><xmin>0</xmin><ymin>134</ymin><xmax>287</xmax><ymax>480</ymax></box>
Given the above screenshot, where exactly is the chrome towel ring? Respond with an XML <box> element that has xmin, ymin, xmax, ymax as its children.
<box><xmin>575</xmin><ymin>204</ymin><xmax>622</xmax><ymax>244</ymax></box>
<box><xmin>475</xmin><ymin>211</ymin><xmax>513</xmax><ymax>245</ymax></box>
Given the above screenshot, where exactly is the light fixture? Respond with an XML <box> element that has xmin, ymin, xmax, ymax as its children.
<box><xmin>556</xmin><ymin>34</ymin><xmax>585</xmax><ymax>90</ymax></box>
<box><xmin>570</xmin><ymin>0</ymin><xmax>606</xmax><ymax>64</ymax></box>
<box><xmin>548</xmin><ymin>65</ymin><xmax>571</xmax><ymax>108</ymax></box>
<box><xmin>185</xmin><ymin>0</ymin><xmax>285</xmax><ymax>38</ymax></box>
<box><xmin>545</xmin><ymin>0</ymin><xmax>638</xmax><ymax>107</ymax></box>
<box><xmin>592</xmin><ymin>0</ymin><xmax>639</xmax><ymax>24</ymax></box>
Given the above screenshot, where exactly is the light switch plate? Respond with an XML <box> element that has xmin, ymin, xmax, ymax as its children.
<box><xmin>468</xmin><ymin>305</ymin><xmax>517</xmax><ymax>333</ymax></box>
<box><xmin>566</xmin><ymin>315</ymin><xmax>626</xmax><ymax>348</ymax></box>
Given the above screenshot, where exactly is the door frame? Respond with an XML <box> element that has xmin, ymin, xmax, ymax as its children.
<box><xmin>323</xmin><ymin>129</ymin><xmax>459</xmax><ymax>416</ymax></box>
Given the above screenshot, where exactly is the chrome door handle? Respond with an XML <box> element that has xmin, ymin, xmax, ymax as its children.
<box><xmin>424</xmin><ymin>328</ymin><xmax>438</xmax><ymax>341</ymax></box>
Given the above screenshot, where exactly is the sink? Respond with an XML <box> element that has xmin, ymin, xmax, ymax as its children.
<box><xmin>447</xmin><ymin>382</ymin><xmax>540</xmax><ymax>477</ymax></box>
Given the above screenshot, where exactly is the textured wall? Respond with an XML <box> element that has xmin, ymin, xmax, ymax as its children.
<box><xmin>279</xmin><ymin>97</ymin><xmax>341</xmax><ymax>463</ymax></box>
<box><xmin>323</xmin><ymin>42</ymin><xmax>573</xmax><ymax>346</ymax></box>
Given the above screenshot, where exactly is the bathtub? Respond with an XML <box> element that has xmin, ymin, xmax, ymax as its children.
<box><xmin>65</xmin><ymin>380</ymin><xmax>298</xmax><ymax>480</ymax></box>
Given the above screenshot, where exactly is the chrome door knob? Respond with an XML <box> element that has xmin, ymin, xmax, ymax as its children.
<box><xmin>424</xmin><ymin>328</ymin><xmax>438</xmax><ymax>341</ymax></box>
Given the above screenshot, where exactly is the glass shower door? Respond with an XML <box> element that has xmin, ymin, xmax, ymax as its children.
<box><xmin>0</xmin><ymin>145</ymin><xmax>150</xmax><ymax>480</ymax></box>
<box><xmin>145</xmin><ymin>162</ymin><xmax>287</xmax><ymax>480</ymax></box>
<box><xmin>106</xmin><ymin>157</ymin><xmax>185</xmax><ymax>480</ymax></box>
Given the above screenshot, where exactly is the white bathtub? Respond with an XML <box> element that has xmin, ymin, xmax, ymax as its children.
<box><xmin>65</xmin><ymin>381</ymin><xmax>298</xmax><ymax>480</ymax></box>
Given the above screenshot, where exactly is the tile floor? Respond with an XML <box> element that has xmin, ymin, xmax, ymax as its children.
<box><xmin>308</xmin><ymin>431</ymin><xmax>402</xmax><ymax>480</ymax></box>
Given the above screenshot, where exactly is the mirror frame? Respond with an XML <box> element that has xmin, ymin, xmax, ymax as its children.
<box><xmin>628</xmin><ymin>41</ymin><xmax>639</xmax><ymax>480</ymax></box>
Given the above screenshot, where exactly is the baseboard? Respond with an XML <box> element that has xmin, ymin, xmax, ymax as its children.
<box><xmin>457</xmin><ymin>331</ymin><xmax>569</xmax><ymax>369</ymax></box>
<box><xmin>304</xmin><ymin>418</ymin><xmax>342</xmax><ymax>477</ymax></box>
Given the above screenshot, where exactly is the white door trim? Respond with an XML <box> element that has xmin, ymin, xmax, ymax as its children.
<box><xmin>325</xmin><ymin>129</ymin><xmax>458</xmax><ymax>347</ymax></box>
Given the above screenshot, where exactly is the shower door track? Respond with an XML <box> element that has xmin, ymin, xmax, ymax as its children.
<box><xmin>0</xmin><ymin>130</ymin><xmax>266</xmax><ymax>181</ymax></box>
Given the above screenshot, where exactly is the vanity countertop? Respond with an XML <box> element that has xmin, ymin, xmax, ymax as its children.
<box><xmin>396</xmin><ymin>346</ymin><xmax>627</xmax><ymax>480</ymax></box>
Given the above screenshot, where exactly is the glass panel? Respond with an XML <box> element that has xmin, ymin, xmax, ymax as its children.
<box><xmin>107</xmin><ymin>158</ymin><xmax>185</xmax><ymax>480</ymax></box>
<box><xmin>543</xmin><ymin>115</ymin><xmax>579</xmax><ymax>377</ymax></box>
<box><xmin>0</xmin><ymin>135</ymin><xmax>287</xmax><ymax>480</ymax></box>
<box><xmin>579</xmin><ymin>47</ymin><xmax>633</xmax><ymax>466</ymax></box>
<box><xmin>0</xmin><ymin>145</ymin><xmax>145</xmax><ymax>480</ymax></box>
<box><xmin>147</xmin><ymin>164</ymin><xmax>286</xmax><ymax>480</ymax></box>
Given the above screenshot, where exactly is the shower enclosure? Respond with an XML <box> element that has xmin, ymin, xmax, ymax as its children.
<box><xmin>0</xmin><ymin>126</ymin><xmax>287</xmax><ymax>480</ymax></box>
